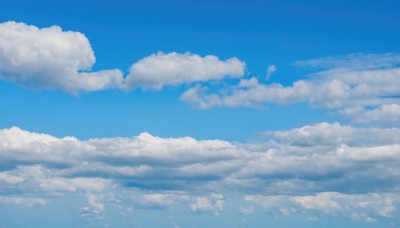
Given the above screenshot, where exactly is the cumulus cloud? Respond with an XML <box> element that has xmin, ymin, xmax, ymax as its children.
<box><xmin>1</xmin><ymin>124</ymin><xmax>400</xmax><ymax>222</ymax></box>
<box><xmin>0</xmin><ymin>21</ymin><xmax>123</xmax><ymax>93</ymax></box>
<box><xmin>259</xmin><ymin>122</ymin><xmax>400</xmax><ymax>147</ymax></box>
<box><xmin>180</xmin><ymin>77</ymin><xmax>350</xmax><ymax>109</ymax></box>
<box><xmin>245</xmin><ymin>192</ymin><xmax>398</xmax><ymax>222</ymax></box>
<box><xmin>0</xmin><ymin>21</ymin><xmax>246</xmax><ymax>93</ymax></box>
<box><xmin>80</xmin><ymin>193</ymin><xmax>105</xmax><ymax>218</ymax></box>
<box><xmin>124</xmin><ymin>51</ymin><xmax>245</xmax><ymax>90</ymax></box>
<box><xmin>181</xmin><ymin>53</ymin><xmax>400</xmax><ymax>124</ymax></box>
<box><xmin>190</xmin><ymin>194</ymin><xmax>224</xmax><ymax>215</ymax></box>
<box><xmin>130</xmin><ymin>192</ymin><xmax>188</xmax><ymax>209</ymax></box>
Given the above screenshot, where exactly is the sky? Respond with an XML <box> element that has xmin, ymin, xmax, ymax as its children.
<box><xmin>0</xmin><ymin>0</ymin><xmax>400</xmax><ymax>227</ymax></box>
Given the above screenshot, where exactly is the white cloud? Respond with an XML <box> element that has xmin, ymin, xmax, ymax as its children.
<box><xmin>290</xmin><ymin>192</ymin><xmax>342</xmax><ymax>213</ymax></box>
<box><xmin>181</xmin><ymin>53</ymin><xmax>400</xmax><ymax>124</ymax></box>
<box><xmin>0</xmin><ymin>196</ymin><xmax>46</xmax><ymax>207</ymax></box>
<box><xmin>265</xmin><ymin>65</ymin><xmax>276</xmax><ymax>80</ymax></box>
<box><xmin>181</xmin><ymin>77</ymin><xmax>351</xmax><ymax>109</ymax></box>
<box><xmin>124</xmin><ymin>51</ymin><xmax>245</xmax><ymax>90</ymax></box>
<box><xmin>245</xmin><ymin>192</ymin><xmax>398</xmax><ymax>221</ymax></box>
<box><xmin>39</xmin><ymin>177</ymin><xmax>109</xmax><ymax>193</ymax></box>
<box><xmin>290</xmin><ymin>192</ymin><xmax>398</xmax><ymax>219</ymax></box>
<box><xmin>80</xmin><ymin>193</ymin><xmax>105</xmax><ymax>218</ymax></box>
<box><xmin>294</xmin><ymin>53</ymin><xmax>400</xmax><ymax>69</ymax></box>
<box><xmin>190</xmin><ymin>194</ymin><xmax>224</xmax><ymax>215</ymax></box>
<box><xmin>1</xmin><ymin>124</ymin><xmax>400</xmax><ymax>221</ymax></box>
<box><xmin>0</xmin><ymin>21</ymin><xmax>246</xmax><ymax>93</ymax></box>
<box><xmin>120</xmin><ymin>189</ymin><xmax>190</xmax><ymax>210</ymax></box>
<box><xmin>339</xmin><ymin>104</ymin><xmax>400</xmax><ymax>124</ymax></box>
<box><xmin>239</xmin><ymin>206</ymin><xmax>255</xmax><ymax>215</ymax></box>
<box><xmin>0</xmin><ymin>172</ymin><xmax>24</xmax><ymax>185</ymax></box>
<box><xmin>2</xmin><ymin>123</ymin><xmax>400</xmax><ymax>196</ymax></box>
<box><xmin>260</xmin><ymin>122</ymin><xmax>400</xmax><ymax>147</ymax></box>
<box><xmin>0</xmin><ymin>21</ymin><xmax>123</xmax><ymax>93</ymax></box>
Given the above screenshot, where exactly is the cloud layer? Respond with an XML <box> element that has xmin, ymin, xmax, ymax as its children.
<box><xmin>1</xmin><ymin>123</ymin><xmax>399</xmax><ymax>221</ymax></box>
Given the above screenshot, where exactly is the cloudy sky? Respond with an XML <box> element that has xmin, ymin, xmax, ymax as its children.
<box><xmin>1</xmin><ymin>0</ymin><xmax>400</xmax><ymax>227</ymax></box>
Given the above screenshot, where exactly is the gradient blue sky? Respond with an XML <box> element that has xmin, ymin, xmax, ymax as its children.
<box><xmin>0</xmin><ymin>0</ymin><xmax>400</xmax><ymax>227</ymax></box>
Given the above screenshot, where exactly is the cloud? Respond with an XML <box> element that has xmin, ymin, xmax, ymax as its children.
<box><xmin>0</xmin><ymin>196</ymin><xmax>46</xmax><ymax>207</ymax></box>
<box><xmin>246</xmin><ymin>192</ymin><xmax>398</xmax><ymax>222</ymax></box>
<box><xmin>0</xmin><ymin>21</ymin><xmax>246</xmax><ymax>93</ymax></box>
<box><xmin>259</xmin><ymin>122</ymin><xmax>400</xmax><ymax>147</ymax></box>
<box><xmin>265</xmin><ymin>65</ymin><xmax>276</xmax><ymax>80</ymax></box>
<box><xmin>39</xmin><ymin>177</ymin><xmax>109</xmax><ymax>193</ymax></box>
<box><xmin>118</xmin><ymin>190</ymin><xmax>187</xmax><ymax>210</ymax></box>
<box><xmin>190</xmin><ymin>194</ymin><xmax>224</xmax><ymax>215</ymax></box>
<box><xmin>181</xmin><ymin>77</ymin><xmax>351</xmax><ymax>109</ymax></box>
<box><xmin>1</xmin><ymin>124</ymin><xmax>400</xmax><ymax>221</ymax></box>
<box><xmin>2</xmin><ymin>123</ymin><xmax>400</xmax><ymax>195</ymax></box>
<box><xmin>181</xmin><ymin>53</ymin><xmax>400</xmax><ymax>124</ymax></box>
<box><xmin>239</xmin><ymin>206</ymin><xmax>255</xmax><ymax>215</ymax></box>
<box><xmin>290</xmin><ymin>192</ymin><xmax>342</xmax><ymax>213</ymax></box>
<box><xmin>290</xmin><ymin>192</ymin><xmax>398</xmax><ymax>220</ymax></box>
<box><xmin>294</xmin><ymin>53</ymin><xmax>400</xmax><ymax>70</ymax></box>
<box><xmin>80</xmin><ymin>193</ymin><xmax>105</xmax><ymax>218</ymax></box>
<box><xmin>0</xmin><ymin>21</ymin><xmax>123</xmax><ymax>93</ymax></box>
<box><xmin>124</xmin><ymin>51</ymin><xmax>245</xmax><ymax>90</ymax></box>
<box><xmin>339</xmin><ymin>104</ymin><xmax>400</xmax><ymax>123</ymax></box>
<box><xmin>0</xmin><ymin>172</ymin><xmax>24</xmax><ymax>185</ymax></box>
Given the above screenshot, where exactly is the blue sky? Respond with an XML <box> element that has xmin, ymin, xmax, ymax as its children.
<box><xmin>0</xmin><ymin>0</ymin><xmax>400</xmax><ymax>227</ymax></box>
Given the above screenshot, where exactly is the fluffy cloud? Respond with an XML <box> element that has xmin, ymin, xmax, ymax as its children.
<box><xmin>0</xmin><ymin>21</ymin><xmax>246</xmax><ymax>92</ymax></box>
<box><xmin>190</xmin><ymin>194</ymin><xmax>224</xmax><ymax>215</ymax></box>
<box><xmin>259</xmin><ymin>122</ymin><xmax>400</xmax><ymax>147</ymax></box>
<box><xmin>181</xmin><ymin>77</ymin><xmax>350</xmax><ymax>109</ymax></box>
<box><xmin>0</xmin><ymin>21</ymin><xmax>123</xmax><ymax>93</ymax></box>
<box><xmin>80</xmin><ymin>193</ymin><xmax>105</xmax><ymax>218</ymax></box>
<box><xmin>124</xmin><ymin>52</ymin><xmax>245</xmax><ymax>90</ymax></box>
<box><xmin>181</xmin><ymin>53</ymin><xmax>400</xmax><ymax>124</ymax></box>
<box><xmin>2</xmin><ymin>124</ymin><xmax>400</xmax><ymax>195</ymax></box>
<box><xmin>245</xmin><ymin>192</ymin><xmax>398</xmax><ymax>222</ymax></box>
<box><xmin>290</xmin><ymin>192</ymin><xmax>397</xmax><ymax>218</ymax></box>
<box><xmin>1</xmin><ymin>123</ymin><xmax>400</xmax><ymax>222</ymax></box>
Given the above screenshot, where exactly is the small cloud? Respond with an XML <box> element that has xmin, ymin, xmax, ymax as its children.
<box><xmin>80</xmin><ymin>193</ymin><xmax>105</xmax><ymax>218</ymax></box>
<box><xmin>239</xmin><ymin>206</ymin><xmax>255</xmax><ymax>215</ymax></box>
<box><xmin>0</xmin><ymin>196</ymin><xmax>46</xmax><ymax>207</ymax></box>
<box><xmin>190</xmin><ymin>194</ymin><xmax>224</xmax><ymax>216</ymax></box>
<box><xmin>265</xmin><ymin>65</ymin><xmax>277</xmax><ymax>81</ymax></box>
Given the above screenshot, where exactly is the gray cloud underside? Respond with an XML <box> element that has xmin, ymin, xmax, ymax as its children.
<box><xmin>1</xmin><ymin>123</ymin><xmax>400</xmax><ymax>220</ymax></box>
